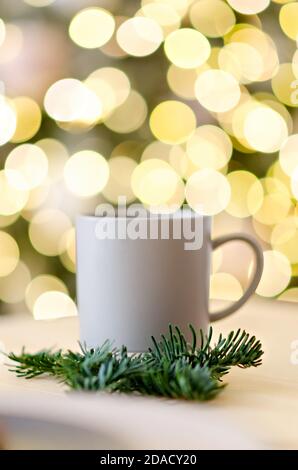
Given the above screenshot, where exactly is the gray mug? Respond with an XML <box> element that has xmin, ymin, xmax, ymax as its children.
<box><xmin>76</xmin><ymin>210</ymin><xmax>263</xmax><ymax>351</ymax></box>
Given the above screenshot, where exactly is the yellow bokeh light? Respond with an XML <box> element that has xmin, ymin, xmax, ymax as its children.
<box><xmin>11</xmin><ymin>97</ymin><xmax>42</xmax><ymax>143</ymax></box>
<box><xmin>279</xmin><ymin>134</ymin><xmax>298</xmax><ymax>177</ymax></box>
<box><xmin>271</xmin><ymin>216</ymin><xmax>298</xmax><ymax>264</ymax></box>
<box><xmin>0</xmin><ymin>97</ymin><xmax>17</xmax><ymax>145</ymax></box>
<box><xmin>226</xmin><ymin>171</ymin><xmax>264</xmax><ymax>218</ymax></box>
<box><xmin>0</xmin><ymin>261</ymin><xmax>31</xmax><ymax>304</ymax></box>
<box><xmin>36</xmin><ymin>138</ymin><xmax>69</xmax><ymax>182</ymax></box>
<box><xmin>210</xmin><ymin>272</ymin><xmax>243</xmax><ymax>301</ymax></box>
<box><xmin>33</xmin><ymin>291</ymin><xmax>77</xmax><ymax>320</ymax></box>
<box><xmin>244</xmin><ymin>106</ymin><xmax>288</xmax><ymax>153</ymax></box>
<box><xmin>141</xmin><ymin>140</ymin><xmax>171</xmax><ymax>163</ymax></box>
<box><xmin>102</xmin><ymin>156</ymin><xmax>137</xmax><ymax>204</ymax></box>
<box><xmin>218</xmin><ymin>42</ymin><xmax>263</xmax><ymax>83</ymax></box>
<box><xmin>44</xmin><ymin>79</ymin><xmax>102</xmax><ymax>123</ymax></box>
<box><xmin>167</xmin><ymin>65</ymin><xmax>197</xmax><ymax>100</ymax></box>
<box><xmin>104</xmin><ymin>90</ymin><xmax>147</xmax><ymax>133</ymax></box>
<box><xmin>279</xmin><ymin>3</ymin><xmax>298</xmax><ymax>40</ymax></box>
<box><xmin>225</xmin><ymin>26</ymin><xmax>279</xmax><ymax>82</ymax></box>
<box><xmin>87</xmin><ymin>67</ymin><xmax>131</xmax><ymax>108</ymax></box>
<box><xmin>164</xmin><ymin>28</ymin><xmax>210</xmax><ymax>69</ymax></box>
<box><xmin>29</xmin><ymin>209</ymin><xmax>72</xmax><ymax>256</ymax></box>
<box><xmin>186</xmin><ymin>125</ymin><xmax>233</xmax><ymax>170</ymax></box>
<box><xmin>5</xmin><ymin>144</ymin><xmax>48</xmax><ymax>190</ymax></box>
<box><xmin>131</xmin><ymin>159</ymin><xmax>180</xmax><ymax>206</ymax></box>
<box><xmin>185</xmin><ymin>169</ymin><xmax>231</xmax><ymax>215</ymax></box>
<box><xmin>271</xmin><ymin>63</ymin><xmax>298</xmax><ymax>107</ymax></box>
<box><xmin>0</xmin><ymin>170</ymin><xmax>28</xmax><ymax>216</ymax></box>
<box><xmin>137</xmin><ymin>3</ymin><xmax>181</xmax><ymax>36</ymax></box>
<box><xmin>190</xmin><ymin>0</ymin><xmax>236</xmax><ymax>38</ymax></box>
<box><xmin>25</xmin><ymin>274</ymin><xmax>68</xmax><ymax>313</ymax></box>
<box><xmin>69</xmin><ymin>7</ymin><xmax>115</xmax><ymax>49</ymax></box>
<box><xmin>255</xmin><ymin>250</ymin><xmax>291</xmax><ymax>297</ymax></box>
<box><xmin>24</xmin><ymin>0</ymin><xmax>56</xmax><ymax>6</ymax></box>
<box><xmin>227</xmin><ymin>0</ymin><xmax>270</xmax><ymax>14</ymax></box>
<box><xmin>253</xmin><ymin>178</ymin><xmax>292</xmax><ymax>225</ymax></box>
<box><xmin>141</xmin><ymin>0</ymin><xmax>189</xmax><ymax>16</ymax></box>
<box><xmin>64</xmin><ymin>150</ymin><xmax>109</xmax><ymax>199</ymax></box>
<box><xmin>23</xmin><ymin>182</ymin><xmax>49</xmax><ymax>212</ymax></box>
<box><xmin>0</xmin><ymin>231</ymin><xmax>19</xmax><ymax>277</ymax></box>
<box><xmin>195</xmin><ymin>69</ymin><xmax>241</xmax><ymax>112</ymax></box>
<box><xmin>116</xmin><ymin>17</ymin><xmax>163</xmax><ymax>57</ymax></box>
<box><xmin>150</xmin><ymin>100</ymin><xmax>196</xmax><ymax>144</ymax></box>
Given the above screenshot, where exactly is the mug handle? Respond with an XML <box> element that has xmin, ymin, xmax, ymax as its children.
<box><xmin>209</xmin><ymin>233</ymin><xmax>264</xmax><ymax>322</ymax></box>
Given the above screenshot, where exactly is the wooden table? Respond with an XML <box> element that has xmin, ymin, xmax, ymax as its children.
<box><xmin>0</xmin><ymin>296</ymin><xmax>297</xmax><ymax>450</ymax></box>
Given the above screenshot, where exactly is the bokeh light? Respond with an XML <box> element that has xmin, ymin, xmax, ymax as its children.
<box><xmin>102</xmin><ymin>156</ymin><xmax>137</xmax><ymax>204</ymax></box>
<box><xmin>255</xmin><ymin>250</ymin><xmax>291</xmax><ymax>297</ymax></box>
<box><xmin>116</xmin><ymin>17</ymin><xmax>163</xmax><ymax>57</ymax></box>
<box><xmin>0</xmin><ymin>170</ymin><xmax>28</xmax><ymax>215</ymax></box>
<box><xmin>29</xmin><ymin>209</ymin><xmax>72</xmax><ymax>256</ymax></box>
<box><xmin>227</xmin><ymin>0</ymin><xmax>270</xmax><ymax>14</ymax></box>
<box><xmin>25</xmin><ymin>275</ymin><xmax>68</xmax><ymax>313</ymax></box>
<box><xmin>33</xmin><ymin>292</ymin><xmax>77</xmax><ymax>320</ymax></box>
<box><xmin>186</xmin><ymin>125</ymin><xmax>233</xmax><ymax>170</ymax></box>
<box><xmin>150</xmin><ymin>100</ymin><xmax>196</xmax><ymax>144</ymax></box>
<box><xmin>104</xmin><ymin>90</ymin><xmax>147</xmax><ymax>133</ymax></box>
<box><xmin>190</xmin><ymin>0</ymin><xmax>236</xmax><ymax>38</ymax></box>
<box><xmin>64</xmin><ymin>150</ymin><xmax>109</xmax><ymax>198</ymax></box>
<box><xmin>0</xmin><ymin>261</ymin><xmax>31</xmax><ymax>304</ymax></box>
<box><xmin>185</xmin><ymin>169</ymin><xmax>231</xmax><ymax>215</ymax></box>
<box><xmin>195</xmin><ymin>69</ymin><xmax>241</xmax><ymax>112</ymax></box>
<box><xmin>5</xmin><ymin>144</ymin><xmax>48</xmax><ymax>190</ymax></box>
<box><xmin>164</xmin><ymin>28</ymin><xmax>210</xmax><ymax>69</ymax></box>
<box><xmin>11</xmin><ymin>97</ymin><xmax>42</xmax><ymax>143</ymax></box>
<box><xmin>131</xmin><ymin>159</ymin><xmax>181</xmax><ymax>206</ymax></box>
<box><xmin>279</xmin><ymin>3</ymin><xmax>298</xmax><ymax>40</ymax></box>
<box><xmin>69</xmin><ymin>8</ymin><xmax>115</xmax><ymax>49</ymax></box>
<box><xmin>0</xmin><ymin>231</ymin><xmax>19</xmax><ymax>277</ymax></box>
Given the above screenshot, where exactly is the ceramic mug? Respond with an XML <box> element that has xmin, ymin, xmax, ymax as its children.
<box><xmin>76</xmin><ymin>210</ymin><xmax>263</xmax><ymax>351</ymax></box>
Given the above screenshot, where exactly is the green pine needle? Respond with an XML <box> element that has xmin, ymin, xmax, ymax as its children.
<box><xmin>7</xmin><ymin>325</ymin><xmax>263</xmax><ymax>401</ymax></box>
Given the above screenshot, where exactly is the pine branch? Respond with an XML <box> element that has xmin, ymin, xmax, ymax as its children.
<box><xmin>7</xmin><ymin>325</ymin><xmax>264</xmax><ymax>401</ymax></box>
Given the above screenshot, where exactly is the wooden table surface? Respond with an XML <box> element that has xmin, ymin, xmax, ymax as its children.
<box><xmin>0</xmin><ymin>296</ymin><xmax>297</xmax><ymax>450</ymax></box>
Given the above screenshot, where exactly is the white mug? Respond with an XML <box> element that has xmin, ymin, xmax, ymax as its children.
<box><xmin>76</xmin><ymin>210</ymin><xmax>263</xmax><ymax>351</ymax></box>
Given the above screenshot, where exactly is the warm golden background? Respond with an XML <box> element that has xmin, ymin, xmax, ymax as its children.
<box><xmin>0</xmin><ymin>0</ymin><xmax>298</xmax><ymax>319</ymax></box>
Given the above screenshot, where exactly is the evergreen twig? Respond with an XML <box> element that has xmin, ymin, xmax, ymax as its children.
<box><xmin>7</xmin><ymin>325</ymin><xmax>263</xmax><ymax>401</ymax></box>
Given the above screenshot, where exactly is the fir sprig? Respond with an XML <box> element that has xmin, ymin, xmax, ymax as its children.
<box><xmin>7</xmin><ymin>325</ymin><xmax>263</xmax><ymax>401</ymax></box>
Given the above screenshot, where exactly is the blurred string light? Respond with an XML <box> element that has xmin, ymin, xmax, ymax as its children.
<box><xmin>150</xmin><ymin>100</ymin><xmax>196</xmax><ymax>144</ymax></box>
<box><xmin>0</xmin><ymin>231</ymin><xmax>19</xmax><ymax>277</ymax></box>
<box><xmin>69</xmin><ymin>8</ymin><xmax>115</xmax><ymax>49</ymax></box>
<box><xmin>164</xmin><ymin>28</ymin><xmax>210</xmax><ymax>68</ymax></box>
<box><xmin>29</xmin><ymin>209</ymin><xmax>72</xmax><ymax>256</ymax></box>
<box><xmin>117</xmin><ymin>17</ymin><xmax>164</xmax><ymax>56</ymax></box>
<box><xmin>64</xmin><ymin>150</ymin><xmax>109</xmax><ymax>198</ymax></box>
<box><xmin>5</xmin><ymin>144</ymin><xmax>48</xmax><ymax>190</ymax></box>
<box><xmin>0</xmin><ymin>260</ymin><xmax>31</xmax><ymax>304</ymax></box>
<box><xmin>11</xmin><ymin>97</ymin><xmax>42</xmax><ymax>143</ymax></box>
<box><xmin>24</xmin><ymin>0</ymin><xmax>56</xmax><ymax>6</ymax></box>
<box><xmin>25</xmin><ymin>274</ymin><xmax>68</xmax><ymax>313</ymax></box>
<box><xmin>33</xmin><ymin>291</ymin><xmax>77</xmax><ymax>320</ymax></box>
